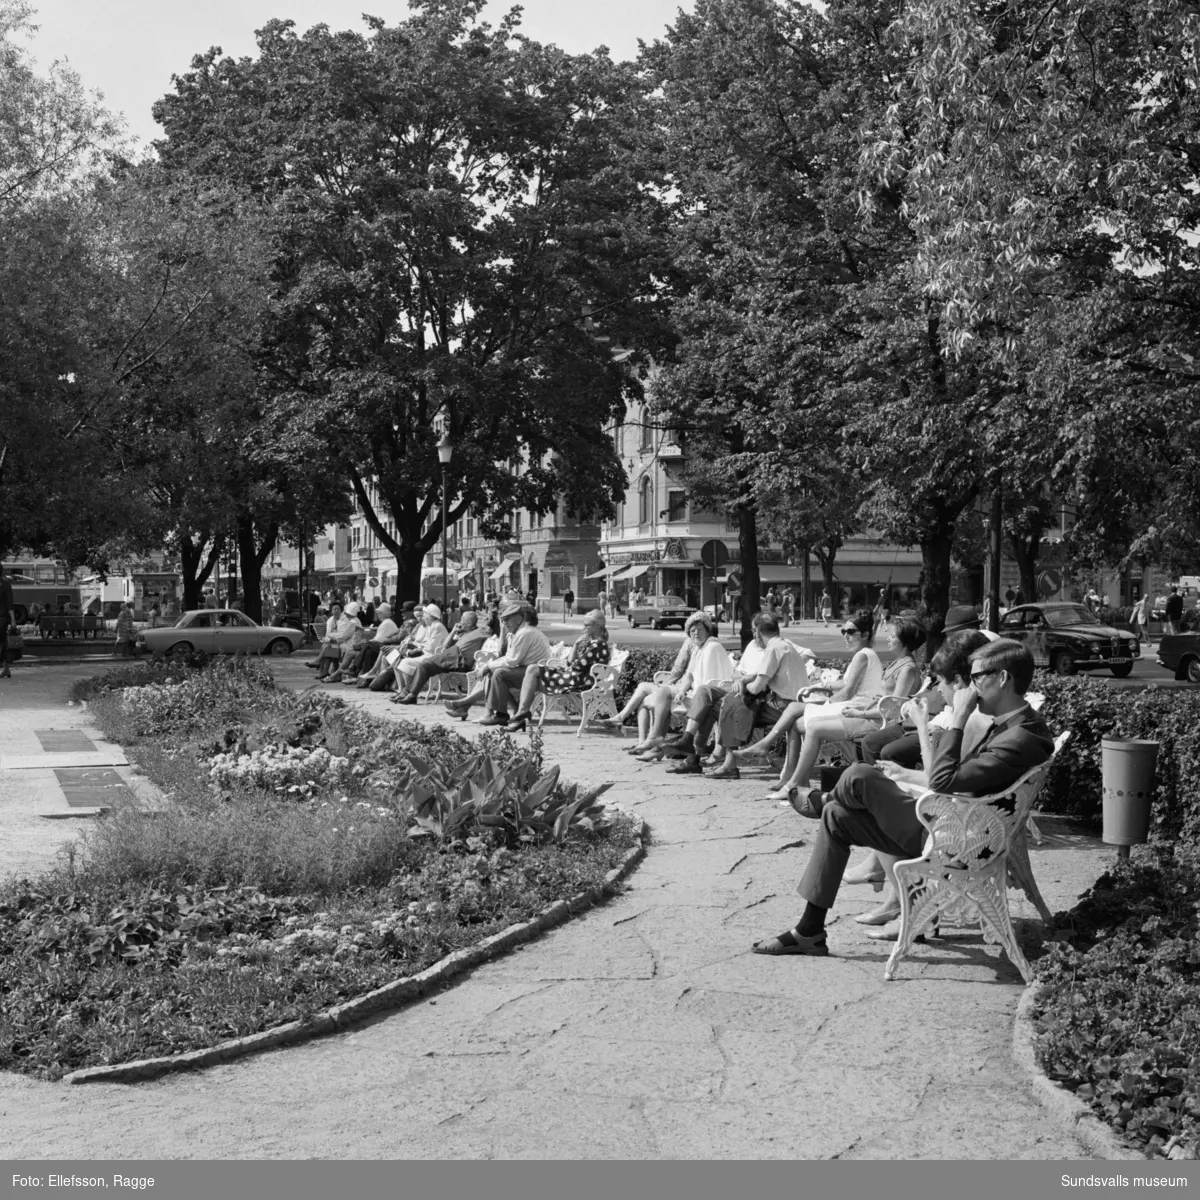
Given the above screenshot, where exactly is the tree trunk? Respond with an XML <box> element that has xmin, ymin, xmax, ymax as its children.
<box><xmin>813</xmin><ymin>538</ymin><xmax>843</xmax><ymax>619</ymax></box>
<box><xmin>919</xmin><ymin>522</ymin><xmax>955</xmax><ymax>621</ymax></box>
<box><xmin>1010</xmin><ymin>524</ymin><xmax>1044</xmax><ymax>607</ymax></box>
<box><xmin>736</xmin><ymin>505</ymin><xmax>761</xmax><ymax>649</ymax></box>
<box><xmin>236</xmin><ymin>514</ymin><xmax>279</xmax><ymax>624</ymax></box>
<box><xmin>394</xmin><ymin>543</ymin><xmax>425</xmax><ymax>607</ymax></box>
<box><xmin>179</xmin><ymin>533</ymin><xmax>221</xmax><ymax>610</ymax></box>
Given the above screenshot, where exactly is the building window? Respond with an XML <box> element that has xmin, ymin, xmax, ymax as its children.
<box><xmin>640</xmin><ymin>414</ymin><xmax>653</xmax><ymax>452</ymax></box>
<box><xmin>467</xmin><ymin>517</ymin><xmax>475</xmax><ymax>537</ymax></box>
<box><xmin>667</xmin><ymin>490</ymin><xmax>688</xmax><ymax>522</ymax></box>
<box><xmin>638</xmin><ymin>477</ymin><xmax>652</xmax><ymax>527</ymax></box>
<box><xmin>514</xmin><ymin>510</ymin><xmax>522</xmax><ymax>533</ymax></box>
<box><xmin>353</xmin><ymin>527</ymin><xmax>361</xmax><ymax>549</ymax></box>
<box><xmin>614</xmin><ymin>426</ymin><xmax>623</xmax><ymax>456</ymax></box>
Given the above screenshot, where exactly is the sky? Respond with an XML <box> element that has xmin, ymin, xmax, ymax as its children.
<box><xmin>23</xmin><ymin>1</ymin><xmax>696</xmax><ymax>149</ymax></box>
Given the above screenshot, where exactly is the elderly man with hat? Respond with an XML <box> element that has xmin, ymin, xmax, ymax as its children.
<box><xmin>446</xmin><ymin>600</ymin><xmax>550</xmax><ymax>724</ymax></box>
<box><xmin>392</xmin><ymin>609</ymin><xmax>492</xmax><ymax>704</ymax></box>
<box><xmin>327</xmin><ymin>602</ymin><xmax>401</xmax><ymax>682</ymax></box>
<box><xmin>942</xmin><ymin>605</ymin><xmax>1000</xmax><ymax>641</ymax></box>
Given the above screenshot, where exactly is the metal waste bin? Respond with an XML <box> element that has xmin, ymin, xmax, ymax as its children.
<box><xmin>1101</xmin><ymin>738</ymin><xmax>1158</xmax><ymax>857</ymax></box>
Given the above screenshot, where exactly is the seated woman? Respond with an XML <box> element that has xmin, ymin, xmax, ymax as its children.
<box><xmin>846</xmin><ymin>632</ymin><xmax>996</xmax><ymax>931</ymax></box>
<box><xmin>750</xmin><ymin>615</ymin><xmax>926</xmax><ymax>802</ymax></box>
<box><xmin>315</xmin><ymin>603</ymin><xmax>352</xmax><ymax>680</ymax></box>
<box><xmin>505</xmin><ymin>609</ymin><xmax>611</xmax><ymax>732</ymax></box>
<box><xmin>732</xmin><ymin>610</ymin><xmax>886</xmax><ymax>794</ymax></box>
<box><xmin>597</xmin><ymin>612</ymin><xmax>733</xmax><ymax>757</ymax></box>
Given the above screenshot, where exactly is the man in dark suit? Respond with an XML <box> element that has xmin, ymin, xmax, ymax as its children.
<box><xmin>752</xmin><ymin>638</ymin><xmax>1055</xmax><ymax>956</ymax></box>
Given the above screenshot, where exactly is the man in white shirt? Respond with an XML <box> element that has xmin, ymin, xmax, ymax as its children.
<box><xmin>446</xmin><ymin>601</ymin><xmax>550</xmax><ymax>724</ymax></box>
<box><xmin>663</xmin><ymin>614</ymin><xmax>812</xmax><ymax>776</ymax></box>
<box><xmin>705</xmin><ymin>618</ymin><xmax>814</xmax><ymax>778</ymax></box>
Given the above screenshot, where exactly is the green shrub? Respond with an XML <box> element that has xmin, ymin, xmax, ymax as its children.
<box><xmin>1033</xmin><ymin>844</ymin><xmax>1200</xmax><ymax>1158</ymax></box>
<box><xmin>1035</xmin><ymin>677</ymin><xmax>1200</xmax><ymax>842</ymax></box>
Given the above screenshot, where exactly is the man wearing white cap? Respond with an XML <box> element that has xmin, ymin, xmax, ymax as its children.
<box><xmin>386</xmin><ymin>604</ymin><xmax>449</xmax><ymax>691</ymax></box>
<box><xmin>446</xmin><ymin>601</ymin><xmax>550</xmax><ymax>724</ymax></box>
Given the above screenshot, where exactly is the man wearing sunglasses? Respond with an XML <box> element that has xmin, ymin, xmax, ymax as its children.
<box><xmin>752</xmin><ymin>638</ymin><xmax>1055</xmax><ymax>957</ymax></box>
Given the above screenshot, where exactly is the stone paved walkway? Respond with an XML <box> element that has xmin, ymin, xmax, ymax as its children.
<box><xmin>0</xmin><ymin>660</ymin><xmax>1110</xmax><ymax>1158</ymax></box>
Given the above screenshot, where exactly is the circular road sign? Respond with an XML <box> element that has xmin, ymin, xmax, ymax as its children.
<box><xmin>700</xmin><ymin>540</ymin><xmax>730</xmax><ymax>571</ymax></box>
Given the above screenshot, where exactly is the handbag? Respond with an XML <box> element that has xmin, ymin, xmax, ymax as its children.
<box><xmin>318</xmin><ymin>641</ymin><xmax>342</xmax><ymax>662</ymax></box>
<box><xmin>5</xmin><ymin>629</ymin><xmax>24</xmax><ymax>661</ymax></box>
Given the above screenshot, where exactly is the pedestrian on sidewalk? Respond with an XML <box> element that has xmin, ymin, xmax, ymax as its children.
<box><xmin>819</xmin><ymin>588</ymin><xmax>832</xmax><ymax>626</ymax></box>
<box><xmin>0</xmin><ymin>563</ymin><xmax>13</xmax><ymax>678</ymax></box>
<box><xmin>562</xmin><ymin>587</ymin><xmax>575</xmax><ymax>618</ymax></box>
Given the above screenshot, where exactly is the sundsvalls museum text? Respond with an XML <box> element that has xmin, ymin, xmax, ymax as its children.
<box><xmin>1062</xmin><ymin>1176</ymin><xmax>1188</xmax><ymax>1188</ymax></box>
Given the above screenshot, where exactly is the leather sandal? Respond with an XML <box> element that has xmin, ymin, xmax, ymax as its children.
<box><xmin>708</xmin><ymin>764</ymin><xmax>741</xmax><ymax>780</ymax></box>
<box><xmin>751</xmin><ymin>928</ymin><xmax>829</xmax><ymax>956</ymax></box>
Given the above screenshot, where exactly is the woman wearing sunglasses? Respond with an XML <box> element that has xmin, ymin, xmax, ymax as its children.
<box><xmin>733</xmin><ymin>610</ymin><xmax>886</xmax><ymax>792</ymax></box>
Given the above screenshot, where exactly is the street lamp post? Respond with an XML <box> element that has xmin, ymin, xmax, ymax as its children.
<box><xmin>437</xmin><ymin>432</ymin><xmax>454</xmax><ymax>614</ymax></box>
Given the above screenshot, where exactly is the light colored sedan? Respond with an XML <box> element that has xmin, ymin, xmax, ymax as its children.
<box><xmin>138</xmin><ymin>610</ymin><xmax>304</xmax><ymax>658</ymax></box>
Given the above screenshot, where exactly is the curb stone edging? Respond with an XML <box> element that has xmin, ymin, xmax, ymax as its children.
<box><xmin>1012</xmin><ymin>983</ymin><xmax>1145</xmax><ymax>1161</ymax></box>
<box><xmin>64</xmin><ymin>819</ymin><xmax>648</xmax><ymax>1085</ymax></box>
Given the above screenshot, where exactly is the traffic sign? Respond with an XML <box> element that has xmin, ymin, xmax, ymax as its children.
<box><xmin>1038</xmin><ymin>569</ymin><xmax>1062</xmax><ymax>596</ymax></box>
<box><xmin>700</xmin><ymin>540</ymin><xmax>729</xmax><ymax>571</ymax></box>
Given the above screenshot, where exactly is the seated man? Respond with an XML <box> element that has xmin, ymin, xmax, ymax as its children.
<box><xmin>391</xmin><ymin>610</ymin><xmax>491</xmax><ymax>704</ymax></box>
<box><xmin>705</xmin><ymin>615</ymin><xmax>814</xmax><ymax>779</ymax></box>
<box><xmin>387</xmin><ymin>604</ymin><xmax>450</xmax><ymax>692</ymax></box>
<box><xmin>445</xmin><ymin>601</ymin><xmax>550</xmax><ymax>725</ymax></box>
<box><xmin>334</xmin><ymin>603</ymin><xmax>401</xmax><ymax>681</ymax></box>
<box><xmin>752</xmin><ymin>639</ymin><xmax>1054</xmax><ymax>957</ymax></box>
<box><xmin>661</xmin><ymin>613</ymin><xmax>808</xmax><ymax>776</ymax></box>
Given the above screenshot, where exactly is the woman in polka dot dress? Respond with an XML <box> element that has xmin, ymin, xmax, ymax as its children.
<box><xmin>505</xmin><ymin>609</ymin><xmax>611</xmax><ymax>730</ymax></box>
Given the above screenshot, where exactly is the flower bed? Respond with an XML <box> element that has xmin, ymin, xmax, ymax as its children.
<box><xmin>1033</xmin><ymin>846</ymin><xmax>1200</xmax><ymax>1159</ymax></box>
<box><xmin>0</xmin><ymin>659</ymin><xmax>638</xmax><ymax>1079</ymax></box>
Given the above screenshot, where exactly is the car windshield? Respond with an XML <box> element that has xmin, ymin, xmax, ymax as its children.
<box><xmin>1044</xmin><ymin>605</ymin><xmax>1095</xmax><ymax>628</ymax></box>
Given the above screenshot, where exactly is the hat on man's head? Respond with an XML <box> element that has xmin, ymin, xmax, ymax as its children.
<box><xmin>401</xmin><ymin>601</ymin><xmax>417</xmax><ymax>612</ymax></box>
<box><xmin>344</xmin><ymin>602</ymin><xmax>361</xmax><ymax>617</ymax></box>
<box><xmin>943</xmin><ymin>605</ymin><xmax>982</xmax><ymax>634</ymax></box>
<box><xmin>499</xmin><ymin>600</ymin><xmax>525</xmax><ymax>620</ymax></box>
<box><xmin>423</xmin><ymin>603</ymin><xmax>442</xmax><ymax>620</ymax></box>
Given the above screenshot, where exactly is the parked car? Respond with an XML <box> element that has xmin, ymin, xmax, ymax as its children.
<box><xmin>626</xmin><ymin>594</ymin><xmax>696</xmax><ymax>630</ymax></box>
<box><xmin>996</xmin><ymin>602</ymin><xmax>1140</xmax><ymax>677</ymax></box>
<box><xmin>1157</xmin><ymin>633</ymin><xmax>1200</xmax><ymax>682</ymax></box>
<box><xmin>137</xmin><ymin>610</ymin><xmax>304</xmax><ymax>658</ymax></box>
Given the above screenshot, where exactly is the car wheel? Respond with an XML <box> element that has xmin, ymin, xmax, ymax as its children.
<box><xmin>628</xmin><ymin>614</ymin><xmax>635</xmax><ymax>626</ymax></box>
<box><xmin>266</xmin><ymin>638</ymin><xmax>292</xmax><ymax>657</ymax></box>
<box><xmin>1110</xmin><ymin>663</ymin><xmax>1134</xmax><ymax>678</ymax></box>
<box><xmin>1052</xmin><ymin>650</ymin><xmax>1076</xmax><ymax>676</ymax></box>
<box><xmin>1185</xmin><ymin>657</ymin><xmax>1200</xmax><ymax>684</ymax></box>
<box><xmin>651</xmin><ymin>619</ymin><xmax>661</xmax><ymax>630</ymax></box>
<box><xmin>168</xmin><ymin>641</ymin><xmax>194</xmax><ymax>659</ymax></box>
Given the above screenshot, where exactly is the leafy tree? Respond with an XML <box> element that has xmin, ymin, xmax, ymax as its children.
<box><xmin>153</xmin><ymin>2</ymin><xmax>670</xmax><ymax>601</ymax></box>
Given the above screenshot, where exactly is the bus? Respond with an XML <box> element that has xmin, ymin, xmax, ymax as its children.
<box><xmin>2</xmin><ymin>560</ymin><xmax>82</xmax><ymax>624</ymax></box>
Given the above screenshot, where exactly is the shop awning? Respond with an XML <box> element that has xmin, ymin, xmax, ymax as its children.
<box><xmin>611</xmin><ymin>564</ymin><xmax>651</xmax><ymax>582</ymax></box>
<box><xmin>584</xmin><ymin>564</ymin><xmax>622</xmax><ymax>580</ymax></box>
<box><xmin>489</xmin><ymin>554</ymin><xmax>520</xmax><ymax>582</ymax></box>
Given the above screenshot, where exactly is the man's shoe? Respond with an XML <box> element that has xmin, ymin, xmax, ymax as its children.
<box><xmin>392</xmin><ymin>695</ymin><xmax>417</xmax><ymax>705</ymax></box>
<box><xmin>789</xmin><ymin>788</ymin><xmax>827</xmax><ymax>819</ymax></box>
<box><xmin>662</xmin><ymin>737</ymin><xmax>695</xmax><ymax>759</ymax></box>
<box><xmin>477</xmin><ymin>711</ymin><xmax>509</xmax><ymax>727</ymax></box>
<box><xmin>708</xmin><ymin>764</ymin><xmax>741</xmax><ymax>780</ymax></box>
<box><xmin>752</xmin><ymin>928</ymin><xmax>829</xmax><ymax>956</ymax></box>
<box><xmin>667</xmin><ymin>755</ymin><xmax>702</xmax><ymax>774</ymax></box>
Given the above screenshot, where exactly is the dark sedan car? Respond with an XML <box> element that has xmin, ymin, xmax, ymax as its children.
<box><xmin>997</xmin><ymin>602</ymin><xmax>1140</xmax><ymax>677</ymax></box>
<box><xmin>1157</xmin><ymin>633</ymin><xmax>1200</xmax><ymax>682</ymax></box>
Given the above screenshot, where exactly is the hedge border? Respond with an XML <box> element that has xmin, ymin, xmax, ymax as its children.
<box><xmin>63</xmin><ymin>819</ymin><xmax>648</xmax><ymax>1085</ymax></box>
<box><xmin>1011</xmin><ymin>983</ymin><xmax>1146</xmax><ymax>1162</ymax></box>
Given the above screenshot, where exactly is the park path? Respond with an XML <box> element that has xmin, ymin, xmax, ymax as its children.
<box><xmin>0</xmin><ymin>659</ymin><xmax>1110</xmax><ymax>1158</ymax></box>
